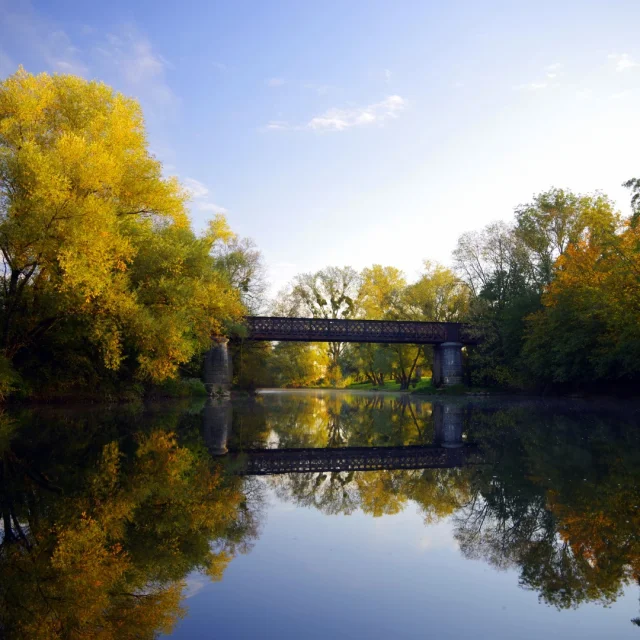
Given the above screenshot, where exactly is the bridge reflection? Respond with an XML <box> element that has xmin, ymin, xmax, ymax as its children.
<box><xmin>202</xmin><ymin>398</ymin><xmax>480</xmax><ymax>475</ymax></box>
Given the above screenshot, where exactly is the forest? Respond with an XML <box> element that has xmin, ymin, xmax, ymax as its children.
<box><xmin>1</xmin><ymin>67</ymin><xmax>640</xmax><ymax>400</ymax></box>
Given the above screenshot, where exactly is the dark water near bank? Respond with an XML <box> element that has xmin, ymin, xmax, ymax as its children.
<box><xmin>1</xmin><ymin>391</ymin><xmax>640</xmax><ymax>638</ymax></box>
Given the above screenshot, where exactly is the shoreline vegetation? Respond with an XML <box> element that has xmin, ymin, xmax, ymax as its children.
<box><xmin>2</xmin><ymin>69</ymin><xmax>640</xmax><ymax>404</ymax></box>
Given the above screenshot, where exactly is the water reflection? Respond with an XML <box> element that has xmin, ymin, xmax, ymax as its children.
<box><xmin>0</xmin><ymin>404</ymin><xmax>263</xmax><ymax>639</ymax></box>
<box><xmin>1</xmin><ymin>392</ymin><xmax>640</xmax><ymax>638</ymax></box>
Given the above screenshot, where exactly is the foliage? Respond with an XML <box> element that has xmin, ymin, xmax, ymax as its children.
<box><xmin>268</xmin><ymin>342</ymin><xmax>328</xmax><ymax>388</ymax></box>
<box><xmin>0</xmin><ymin>69</ymin><xmax>245</xmax><ymax>398</ymax></box>
<box><xmin>454</xmin><ymin>188</ymin><xmax>624</xmax><ymax>390</ymax></box>
<box><xmin>273</xmin><ymin>266</ymin><xmax>360</xmax><ymax>367</ymax></box>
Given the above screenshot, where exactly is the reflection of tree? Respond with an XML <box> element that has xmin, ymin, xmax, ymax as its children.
<box><xmin>232</xmin><ymin>391</ymin><xmax>437</xmax><ymax>452</ymax></box>
<box><xmin>256</xmin><ymin>393</ymin><xmax>640</xmax><ymax>614</ymax></box>
<box><xmin>270</xmin><ymin>467</ymin><xmax>471</xmax><ymax>521</ymax></box>
<box><xmin>454</xmin><ymin>407</ymin><xmax>640</xmax><ymax>610</ymax></box>
<box><xmin>0</xmin><ymin>406</ymin><xmax>263</xmax><ymax>639</ymax></box>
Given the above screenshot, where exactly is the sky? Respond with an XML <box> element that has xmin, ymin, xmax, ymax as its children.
<box><xmin>2</xmin><ymin>0</ymin><xmax>640</xmax><ymax>295</ymax></box>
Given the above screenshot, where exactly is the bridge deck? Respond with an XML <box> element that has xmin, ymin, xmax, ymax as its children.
<box><xmin>244</xmin><ymin>316</ymin><xmax>478</xmax><ymax>345</ymax></box>
<box><xmin>228</xmin><ymin>444</ymin><xmax>480</xmax><ymax>475</ymax></box>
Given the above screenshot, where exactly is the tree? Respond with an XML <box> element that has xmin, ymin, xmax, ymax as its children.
<box><xmin>268</xmin><ymin>342</ymin><xmax>328</xmax><ymax>387</ymax></box>
<box><xmin>356</xmin><ymin>265</ymin><xmax>417</xmax><ymax>387</ymax></box>
<box><xmin>210</xmin><ymin>227</ymin><xmax>267</xmax><ymax>314</ymax></box>
<box><xmin>403</xmin><ymin>261</ymin><xmax>469</xmax><ymax>322</ymax></box>
<box><xmin>274</xmin><ymin>266</ymin><xmax>360</xmax><ymax>368</ymax></box>
<box><xmin>514</xmin><ymin>188</ymin><xmax>619</xmax><ymax>285</ymax></box>
<box><xmin>523</xmin><ymin>219</ymin><xmax>640</xmax><ymax>389</ymax></box>
<box><xmin>0</xmin><ymin>68</ymin><xmax>244</xmax><ymax>395</ymax></box>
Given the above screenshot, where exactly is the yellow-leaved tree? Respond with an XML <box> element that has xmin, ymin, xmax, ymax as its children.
<box><xmin>0</xmin><ymin>68</ymin><xmax>244</xmax><ymax>394</ymax></box>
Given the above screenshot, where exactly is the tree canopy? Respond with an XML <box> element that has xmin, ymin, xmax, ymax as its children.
<box><xmin>0</xmin><ymin>69</ymin><xmax>247</xmax><ymax>398</ymax></box>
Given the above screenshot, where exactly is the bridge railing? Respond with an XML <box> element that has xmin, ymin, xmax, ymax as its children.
<box><xmin>244</xmin><ymin>316</ymin><xmax>478</xmax><ymax>345</ymax></box>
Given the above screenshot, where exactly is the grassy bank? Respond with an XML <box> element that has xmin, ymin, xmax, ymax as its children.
<box><xmin>347</xmin><ymin>377</ymin><xmax>433</xmax><ymax>393</ymax></box>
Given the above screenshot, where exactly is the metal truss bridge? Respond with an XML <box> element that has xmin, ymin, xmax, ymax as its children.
<box><xmin>244</xmin><ymin>316</ymin><xmax>479</xmax><ymax>345</ymax></box>
<box><xmin>229</xmin><ymin>444</ymin><xmax>480</xmax><ymax>476</ymax></box>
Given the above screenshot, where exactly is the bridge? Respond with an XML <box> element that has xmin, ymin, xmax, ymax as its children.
<box><xmin>204</xmin><ymin>316</ymin><xmax>480</xmax><ymax>392</ymax></box>
<box><xmin>226</xmin><ymin>444</ymin><xmax>479</xmax><ymax>476</ymax></box>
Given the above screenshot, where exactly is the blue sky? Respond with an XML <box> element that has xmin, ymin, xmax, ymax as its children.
<box><xmin>2</xmin><ymin>0</ymin><xmax>640</xmax><ymax>294</ymax></box>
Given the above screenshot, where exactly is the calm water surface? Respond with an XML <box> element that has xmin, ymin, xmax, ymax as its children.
<box><xmin>2</xmin><ymin>390</ymin><xmax>639</xmax><ymax>638</ymax></box>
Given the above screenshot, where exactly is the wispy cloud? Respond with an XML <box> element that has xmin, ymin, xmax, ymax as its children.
<box><xmin>212</xmin><ymin>61</ymin><xmax>227</xmax><ymax>72</ymax></box>
<box><xmin>264</xmin><ymin>95</ymin><xmax>407</xmax><ymax>133</ymax></box>
<box><xmin>95</xmin><ymin>25</ymin><xmax>175</xmax><ymax>107</ymax></box>
<box><xmin>183</xmin><ymin>178</ymin><xmax>209</xmax><ymax>199</ymax></box>
<box><xmin>263</xmin><ymin>120</ymin><xmax>290</xmax><ymax>131</ymax></box>
<box><xmin>266</xmin><ymin>77</ymin><xmax>285</xmax><ymax>87</ymax></box>
<box><xmin>608</xmin><ymin>53</ymin><xmax>639</xmax><ymax>72</ymax></box>
<box><xmin>184</xmin><ymin>178</ymin><xmax>228</xmax><ymax>214</ymax></box>
<box><xmin>1</xmin><ymin>4</ymin><xmax>87</xmax><ymax>77</ymax></box>
<box><xmin>384</xmin><ymin>68</ymin><xmax>392</xmax><ymax>83</ymax></box>
<box><xmin>309</xmin><ymin>95</ymin><xmax>406</xmax><ymax>130</ymax></box>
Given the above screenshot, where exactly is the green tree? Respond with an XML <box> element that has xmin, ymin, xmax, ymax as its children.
<box><xmin>274</xmin><ymin>266</ymin><xmax>360</xmax><ymax>368</ymax></box>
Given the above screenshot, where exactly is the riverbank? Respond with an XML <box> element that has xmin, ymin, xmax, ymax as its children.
<box><xmin>347</xmin><ymin>378</ymin><xmax>494</xmax><ymax>396</ymax></box>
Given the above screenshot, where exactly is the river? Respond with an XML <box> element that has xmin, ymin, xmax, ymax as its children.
<box><xmin>1</xmin><ymin>390</ymin><xmax>639</xmax><ymax>638</ymax></box>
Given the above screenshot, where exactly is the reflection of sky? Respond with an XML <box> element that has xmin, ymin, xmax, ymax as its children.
<box><xmin>169</xmin><ymin>484</ymin><xmax>639</xmax><ymax>640</ymax></box>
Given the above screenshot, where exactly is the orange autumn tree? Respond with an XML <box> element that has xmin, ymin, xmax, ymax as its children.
<box><xmin>523</xmin><ymin>216</ymin><xmax>640</xmax><ymax>387</ymax></box>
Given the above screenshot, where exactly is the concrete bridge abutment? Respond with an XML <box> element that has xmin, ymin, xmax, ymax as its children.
<box><xmin>432</xmin><ymin>342</ymin><xmax>464</xmax><ymax>387</ymax></box>
<box><xmin>204</xmin><ymin>338</ymin><xmax>232</xmax><ymax>395</ymax></box>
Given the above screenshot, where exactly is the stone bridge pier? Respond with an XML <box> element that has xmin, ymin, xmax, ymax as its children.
<box><xmin>204</xmin><ymin>338</ymin><xmax>232</xmax><ymax>395</ymax></box>
<box><xmin>203</xmin><ymin>397</ymin><xmax>233</xmax><ymax>455</ymax></box>
<box><xmin>432</xmin><ymin>342</ymin><xmax>464</xmax><ymax>387</ymax></box>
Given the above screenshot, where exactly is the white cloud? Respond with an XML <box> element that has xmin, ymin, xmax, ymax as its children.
<box><xmin>196</xmin><ymin>202</ymin><xmax>228</xmax><ymax>214</ymax></box>
<box><xmin>262</xmin><ymin>95</ymin><xmax>407</xmax><ymax>133</ymax></box>
<box><xmin>546</xmin><ymin>62</ymin><xmax>562</xmax><ymax>71</ymax></box>
<box><xmin>263</xmin><ymin>120</ymin><xmax>291</xmax><ymax>131</ymax></box>
<box><xmin>266</xmin><ymin>77</ymin><xmax>285</xmax><ymax>87</ymax></box>
<box><xmin>183</xmin><ymin>177</ymin><xmax>209</xmax><ymax>199</ymax></box>
<box><xmin>608</xmin><ymin>53</ymin><xmax>639</xmax><ymax>72</ymax></box>
<box><xmin>183</xmin><ymin>178</ymin><xmax>228</xmax><ymax>214</ymax></box>
<box><xmin>184</xmin><ymin>574</ymin><xmax>208</xmax><ymax>599</ymax></box>
<box><xmin>307</xmin><ymin>95</ymin><xmax>406</xmax><ymax>131</ymax></box>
